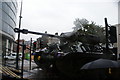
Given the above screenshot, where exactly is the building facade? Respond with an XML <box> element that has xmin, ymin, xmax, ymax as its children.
<box><xmin>0</xmin><ymin>0</ymin><xmax>18</xmax><ymax>59</ymax></box>
<box><xmin>117</xmin><ymin>1</ymin><xmax>120</xmax><ymax>59</ymax></box>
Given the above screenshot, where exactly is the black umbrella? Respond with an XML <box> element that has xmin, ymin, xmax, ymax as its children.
<box><xmin>118</xmin><ymin>60</ymin><xmax>120</xmax><ymax>67</ymax></box>
<box><xmin>80</xmin><ymin>59</ymin><xmax>120</xmax><ymax>80</ymax></box>
<box><xmin>81</xmin><ymin>58</ymin><xmax>119</xmax><ymax>69</ymax></box>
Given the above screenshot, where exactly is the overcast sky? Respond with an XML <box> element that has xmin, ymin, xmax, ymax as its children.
<box><xmin>16</xmin><ymin>0</ymin><xmax>119</xmax><ymax>41</ymax></box>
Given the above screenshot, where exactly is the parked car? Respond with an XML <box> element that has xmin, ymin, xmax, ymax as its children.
<box><xmin>4</xmin><ymin>53</ymin><xmax>22</xmax><ymax>60</ymax></box>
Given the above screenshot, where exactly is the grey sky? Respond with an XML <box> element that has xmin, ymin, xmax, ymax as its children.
<box><xmin>17</xmin><ymin>0</ymin><xmax>119</xmax><ymax>40</ymax></box>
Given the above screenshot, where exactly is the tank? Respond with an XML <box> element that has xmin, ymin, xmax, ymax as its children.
<box><xmin>34</xmin><ymin>31</ymin><xmax>116</xmax><ymax>78</ymax></box>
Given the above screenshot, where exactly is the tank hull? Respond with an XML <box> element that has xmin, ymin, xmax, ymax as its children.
<box><xmin>34</xmin><ymin>52</ymin><xmax>116</xmax><ymax>78</ymax></box>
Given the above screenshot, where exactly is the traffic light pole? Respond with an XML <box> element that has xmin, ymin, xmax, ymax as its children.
<box><xmin>21</xmin><ymin>41</ymin><xmax>25</xmax><ymax>79</ymax></box>
<box><xmin>29</xmin><ymin>38</ymin><xmax>32</xmax><ymax>70</ymax></box>
<box><xmin>105</xmin><ymin>18</ymin><xmax>109</xmax><ymax>53</ymax></box>
<box><xmin>16</xmin><ymin>0</ymin><xmax>23</xmax><ymax>69</ymax></box>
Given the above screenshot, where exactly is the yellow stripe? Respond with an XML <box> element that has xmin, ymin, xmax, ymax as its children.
<box><xmin>0</xmin><ymin>65</ymin><xmax>21</xmax><ymax>78</ymax></box>
<box><xmin>108</xmin><ymin>68</ymin><xmax>112</xmax><ymax>74</ymax></box>
<box><xmin>37</xmin><ymin>56</ymin><xmax>41</xmax><ymax>60</ymax></box>
<box><xmin>0</xmin><ymin>65</ymin><xmax>32</xmax><ymax>80</ymax></box>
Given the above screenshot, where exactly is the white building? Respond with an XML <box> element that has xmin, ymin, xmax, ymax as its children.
<box><xmin>117</xmin><ymin>1</ymin><xmax>120</xmax><ymax>59</ymax></box>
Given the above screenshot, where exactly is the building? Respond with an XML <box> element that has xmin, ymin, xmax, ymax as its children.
<box><xmin>0</xmin><ymin>1</ymin><xmax>18</xmax><ymax>59</ymax></box>
<box><xmin>117</xmin><ymin>1</ymin><xmax>120</xmax><ymax>59</ymax></box>
<box><xmin>35</xmin><ymin>32</ymin><xmax>60</xmax><ymax>50</ymax></box>
<box><xmin>48</xmin><ymin>33</ymin><xmax>60</xmax><ymax>45</ymax></box>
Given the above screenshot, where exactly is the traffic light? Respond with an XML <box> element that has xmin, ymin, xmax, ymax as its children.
<box><xmin>40</xmin><ymin>39</ymin><xmax>48</xmax><ymax>49</ymax></box>
<box><xmin>109</xmin><ymin>26</ymin><xmax>117</xmax><ymax>43</ymax></box>
<box><xmin>40</xmin><ymin>39</ymin><xmax>45</xmax><ymax>49</ymax></box>
<box><xmin>33</xmin><ymin>41</ymin><xmax>36</xmax><ymax>50</ymax></box>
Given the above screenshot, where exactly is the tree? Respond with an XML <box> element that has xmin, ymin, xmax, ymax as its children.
<box><xmin>73</xmin><ymin>18</ymin><xmax>105</xmax><ymax>43</ymax></box>
<box><xmin>73</xmin><ymin>18</ymin><xmax>89</xmax><ymax>31</ymax></box>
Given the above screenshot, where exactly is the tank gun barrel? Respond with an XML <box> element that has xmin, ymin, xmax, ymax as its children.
<box><xmin>14</xmin><ymin>28</ymin><xmax>100</xmax><ymax>44</ymax></box>
<box><xmin>14</xmin><ymin>28</ymin><xmax>60</xmax><ymax>38</ymax></box>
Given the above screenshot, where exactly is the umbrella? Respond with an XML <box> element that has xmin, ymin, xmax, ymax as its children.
<box><xmin>80</xmin><ymin>59</ymin><xmax>120</xmax><ymax>80</ymax></box>
<box><xmin>117</xmin><ymin>60</ymin><xmax>120</xmax><ymax>67</ymax></box>
<box><xmin>81</xmin><ymin>58</ymin><xmax>119</xmax><ymax>69</ymax></box>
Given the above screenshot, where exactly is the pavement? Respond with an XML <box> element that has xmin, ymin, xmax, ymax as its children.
<box><xmin>5</xmin><ymin>59</ymin><xmax>61</xmax><ymax>80</ymax></box>
<box><xmin>5</xmin><ymin>59</ymin><xmax>37</xmax><ymax>70</ymax></box>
